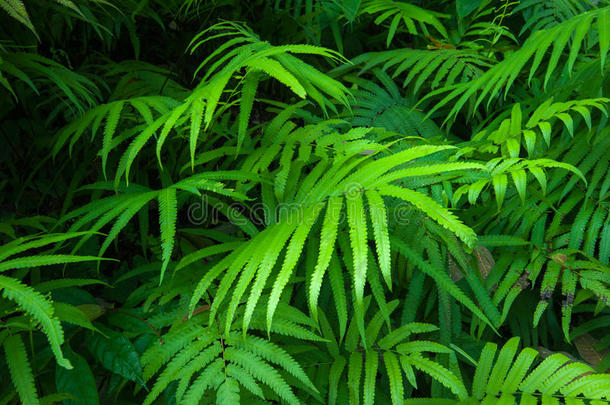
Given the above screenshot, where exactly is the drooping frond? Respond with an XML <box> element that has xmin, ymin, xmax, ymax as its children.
<box><xmin>361</xmin><ymin>0</ymin><xmax>449</xmax><ymax>46</ymax></box>
<box><xmin>3</xmin><ymin>334</ymin><xmax>39</xmax><ymax>405</ymax></box>
<box><xmin>428</xmin><ymin>6</ymin><xmax>610</xmax><ymax>122</ymax></box>
<box><xmin>0</xmin><ymin>275</ymin><xmax>71</xmax><ymax>369</ymax></box>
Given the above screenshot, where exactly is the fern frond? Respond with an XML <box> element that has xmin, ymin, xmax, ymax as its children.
<box><xmin>428</xmin><ymin>7</ymin><xmax>610</xmax><ymax>122</ymax></box>
<box><xmin>228</xmin><ymin>333</ymin><xmax>317</xmax><ymax>392</ymax></box>
<box><xmin>379</xmin><ymin>184</ymin><xmax>477</xmax><ymax>248</ymax></box>
<box><xmin>366</xmin><ymin>189</ymin><xmax>392</xmax><ymax>289</ymax></box>
<box><xmin>0</xmin><ymin>275</ymin><xmax>71</xmax><ymax>369</ymax></box>
<box><xmin>158</xmin><ymin>188</ymin><xmax>178</xmax><ymax>283</ymax></box>
<box><xmin>225</xmin><ymin>346</ymin><xmax>300</xmax><ymax>405</ymax></box>
<box><xmin>361</xmin><ymin>0</ymin><xmax>449</xmax><ymax>45</ymax></box>
<box><xmin>3</xmin><ymin>334</ymin><xmax>39</xmax><ymax>405</ymax></box>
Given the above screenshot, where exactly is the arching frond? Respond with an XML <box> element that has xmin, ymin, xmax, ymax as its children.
<box><xmin>428</xmin><ymin>7</ymin><xmax>610</xmax><ymax>122</ymax></box>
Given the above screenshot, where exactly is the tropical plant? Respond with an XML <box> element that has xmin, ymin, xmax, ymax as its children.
<box><xmin>1</xmin><ymin>0</ymin><xmax>610</xmax><ymax>404</ymax></box>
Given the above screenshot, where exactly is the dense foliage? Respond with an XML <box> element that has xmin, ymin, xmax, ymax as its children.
<box><xmin>1</xmin><ymin>0</ymin><xmax>610</xmax><ymax>404</ymax></box>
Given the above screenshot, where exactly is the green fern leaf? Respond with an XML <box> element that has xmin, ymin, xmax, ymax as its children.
<box><xmin>392</xmin><ymin>238</ymin><xmax>494</xmax><ymax>330</ymax></box>
<box><xmin>0</xmin><ymin>254</ymin><xmax>104</xmax><ymax>272</ymax></box>
<box><xmin>383</xmin><ymin>351</ymin><xmax>404</xmax><ymax>405</ymax></box>
<box><xmin>0</xmin><ymin>275</ymin><xmax>71</xmax><ymax>369</ymax></box>
<box><xmin>407</xmin><ymin>353</ymin><xmax>467</xmax><ymax>400</ymax></box>
<box><xmin>329</xmin><ymin>356</ymin><xmax>346</xmax><ymax>405</ymax></box>
<box><xmin>181</xmin><ymin>360</ymin><xmax>224</xmax><ymax>405</ymax></box>
<box><xmin>366</xmin><ymin>190</ymin><xmax>392</xmax><ymax>289</ymax></box>
<box><xmin>309</xmin><ymin>196</ymin><xmax>343</xmax><ymax>323</ymax></box>
<box><xmin>346</xmin><ymin>192</ymin><xmax>368</xmax><ymax>345</ymax></box>
<box><xmin>348</xmin><ymin>351</ymin><xmax>363</xmax><ymax>405</ymax></box>
<box><xmin>229</xmin><ymin>333</ymin><xmax>317</xmax><ymax>392</ymax></box>
<box><xmin>0</xmin><ymin>0</ymin><xmax>38</xmax><ymax>38</ymax></box>
<box><xmin>379</xmin><ymin>184</ymin><xmax>477</xmax><ymax>248</ymax></box>
<box><xmin>4</xmin><ymin>334</ymin><xmax>39</xmax><ymax>405</ymax></box>
<box><xmin>216</xmin><ymin>377</ymin><xmax>240</xmax><ymax>405</ymax></box>
<box><xmin>225</xmin><ymin>346</ymin><xmax>300</xmax><ymax>405</ymax></box>
<box><xmin>101</xmin><ymin>101</ymin><xmax>124</xmax><ymax>178</ymax></box>
<box><xmin>226</xmin><ymin>363</ymin><xmax>265</xmax><ymax>399</ymax></box>
<box><xmin>237</xmin><ymin>70</ymin><xmax>260</xmax><ymax>152</ymax></box>
<box><xmin>267</xmin><ymin>204</ymin><xmax>322</xmax><ymax>332</ymax></box>
<box><xmin>158</xmin><ymin>188</ymin><xmax>177</xmax><ymax>283</ymax></box>
<box><xmin>363</xmin><ymin>350</ymin><xmax>378</xmax><ymax>405</ymax></box>
<box><xmin>189</xmin><ymin>98</ymin><xmax>204</xmax><ymax>169</ymax></box>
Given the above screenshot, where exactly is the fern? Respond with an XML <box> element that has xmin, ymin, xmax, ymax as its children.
<box><xmin>3</xmin><ymin>334</ymin><xmax>39</xmax><ymax>405</ymax></box>
<box><xmin>361</xmin><ymin>0</ymin><xmax>449</xmax><ymax>46</ymax></box>
<box><xmin>143</xmin><ymin>316</ymin><xmax>316</xmax><ymax>405</ymax></box>
<box><xmin>3</xmin><ymin>1</ymin><xmax>610</xmax><ymax>403</ymax></box>
<box><xmin>414</xmin><ymin>337</ymin><xmax>610</xmax><ymax>403</ymax></box>
<box><xmin>428</xmin><ymin>6</ymin><xmax>610</xmax><ymax>122</ymax></box>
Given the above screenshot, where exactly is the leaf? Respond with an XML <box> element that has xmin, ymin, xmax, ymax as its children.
<box><xmin>457</xmin><ymin>0</ymin><xmax>482</xmax><ymax>17</ymax></box>
<box><xmin>600</xmin><ymin>8</ymin><xmax>609</xmax><ymax>71</ymax></box>
<box><xmin>335</xmin><ymin>0</ymin><xmax>362</xmax><ymax>22</ymax></box>
<box><xmin>309</xmin><ymin>196</ymin><xmax>343</xmax><ymax>323</ymax></box>
<box><xmin>346</xmin><ymin>192</ymin><xmax>368</xmax><ymax>344</ymax></box>
<box><xmin>391</xmin><ymin>239</ymin><xmax>494</xmax><ymax>330</ymax></box>
<box><xmin>0</xmin><ymin>255</ymin><xmax>105</xmax><ymax>272</ymax></box>
<box><xmin>216</xmin><ymin>378</ymin><xmax>240</xmax><ymax>405</ymax></box>
<box><xmin>246</xmin><ymin>58</ymin><xmax>306</xmax><ymax>98</ymax></box>
<box><xmin>574</xmin><ymin>334</ymin><xmax>609</xmax><ymax>369</ymax></box>
<box><xmin>348</xmin><ymin>351</ymin><xmax>363</xmax><ymax>405</ymax></box>
<box><xmin>363</xmin><ymin>351</ymin><xmax>379</xmax><ymax>405</ymax></box>
<box><xmin>4</xmin><ymin>334</ymin><xmax>39</xmax><ymax>405</ymax></box>
<box><xmin>101</xmin><ymin>101</ymin><xmax>124</xmax><ymax>178</ymax></box>
<box><xmin>366</xmin><ymin>190</ymin><xmax>392</xmax><ymax>289</ymax></box>
<box><xmin>158</xmin><ymin>188</ymin><xmax>178</xmax><ymax>283</ymax></box>
<box><xmin>53</xmin><ymin>302</ymin><xmax>99</xmax><ymax>333</ymax></box>
<box><xmin>55</xmin><ymin>348</ymin><xmax>99</xmax><ymax>405</ymax></box>
<box><xmin>189</xmin><ymin>98</ymin><xmax>204</xmax><ymax>169</ymax></box>
<box><xmin>0</xmin><ymin>0</ymin><xmax>38</xmax><ymax>38</ymax></box>
<box><xmin>383</xmin><ymin>351</ymin><xmax>404</xmax><ymax>405</ymax></box>
<box><xmin>225</xmin><ymin>346</ymin><xmax>300</xmax><ymax>405</ymax></box>
<box><xmin>87</xmin><ymin>329</ymin><xmax>146</xmax><ymax>387</ymax></box>
<box><xmin>379</xmin><ymin>184</ymin><xmax>476</xmax><ymax>247</ymax></box>
<box><xmin>237</xmin><ymin>71</ymin><xmax>260</xmax><ymax>152</ymax></box>
<box><xmin>267</xmin><ymin>204</ymin><xmax>322</xmax><ymax>332</ymax></box>
<box><xmin>0</xmin><ymin>275</ymin><xmax>71</xmax><ymax>369</ymax></box>
<box><xmin>329</xmin><ymin>356</ymin><xmax>346</xmax><ymax>405</ymax></box>
<box><xmin>407</xmin><ymin>353</ymin><xmax>468</xmax><ymax>399</ymax></box>
<box><xmin>228</xmin><ymin>333</ymin><xmax>318</xmax><ymax>392</ymax></box>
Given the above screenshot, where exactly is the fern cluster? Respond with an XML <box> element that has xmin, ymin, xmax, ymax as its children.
<box><xmin>1</xmin><ymin>0</ymin><xmax>610</xmax><ymax>404</ymax></box>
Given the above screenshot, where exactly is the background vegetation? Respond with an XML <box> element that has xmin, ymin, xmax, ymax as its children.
<box><xmin>1</xmin><ymin>0</ymin><xmax>610</xmax><ymax>404</ymax></box>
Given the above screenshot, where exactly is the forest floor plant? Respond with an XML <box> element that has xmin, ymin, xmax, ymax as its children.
<box><xmin>1</xmin><ymin>0</ymin><xmax>610</xmax><ymax>404</ymax></box>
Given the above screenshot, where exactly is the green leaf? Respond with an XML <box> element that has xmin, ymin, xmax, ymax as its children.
<box><xmin>158</xmin><ymin>188</ymin><xmax>178</xmax><ymax>283</ymax></box>
<box><xmin>379</xmin><ymin>184</ymin><xmax>477</xmax><ymax>248</ymax></box>
<box><xmin>457</xmin><ymin>0</ymin><xmax>482</xmax><ymax>17</ymax></box>
<box><xmin>346</xmin><ymin>192</ymin><xmax>368</xmax><ymax>344</ymax></box>
<box><xmin>363</xmin><ymin>350</ymin><xmax>379</xmax><ymax>405</ymax></box>
<box><xmin>0</xmin><ymin>0</ymin><xmax>38</xmax><ymax>38</ymax></box>
<box><xmin>4</xmin><ymin>334</ymin><xmax>39</xmax><ymax>405</ymax></box>
<box><xmin>310</xmin><ymin>196</ymin><xmax>343</xmax><ymax>323</ymax></box>
<box><xmin>53</xmin><ymin>302</ymin><xmax>99</xmax><ymax>333</ymax></box>
<box><xmin>216</xmin><ymin>378</ymin><xmax>240</xmax><ymax>405</ymax></box>
<box><xmin>348</xmin><ymin>351</ymin><xmax>363</xmax><ymax>405</ymax></box>
<box><xmin>391</xmin><ymin>239</ymin><xmax>494</xmax><ymax>330</ymax></box>
<box><xmin>55</xmin><ymin>348</ymin><xmax>99</xmax><ymax>405</ymax></box>
<box><xmin>383</xmin><ymin>351</ymin><xmax>404</xmax><ymax>405</ymax></box>
<box><xmin>225</xmin><ymin>346</ymin><xmax>300</xmax><ymax>405</ymax></box>
<box><xmin>237</xmin><ymin>71</ymin><xmax>260</xmax><ymax>152</ymax></box>
<box><xmin>0</xmin><ymin>255</ymin><xmax>105</xmax><ymax>272</ymax></box>
<box><xmin>0</xmin><ymin>275</ymin><xmax>71</xmax><ymax>369</ymax></box>
<box><xmin>366</xmin><ymin>190</ymin><xmax>392</xmax><ymax>289</ymax></box>
<box><xmin>87</xmin><ymin>329</ymin><xmax>146</xmax><ymax>387</ymax></box>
